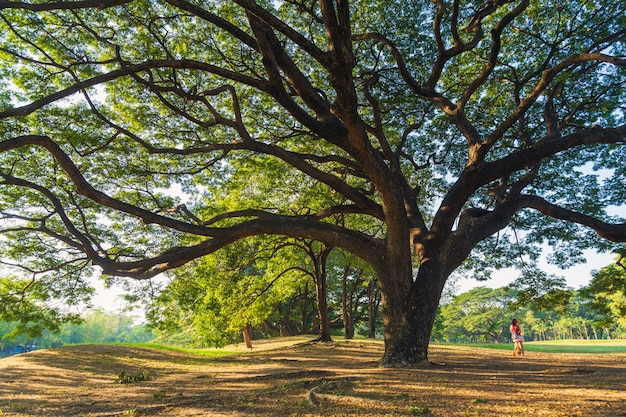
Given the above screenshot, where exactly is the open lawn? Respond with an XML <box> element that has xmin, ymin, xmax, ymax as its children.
<box><xmin>451</xmin><ymin>339</ymin><xmax>626</xmax><ymax>354</ymax></box>
<box><xmin>1</xmin><ymin>337</ymin><xmax>625</xmax><ymax>416</ymax></box>
<box><xmin>524</xmin><ymin>339</ymin><xmax>626</xmax><ymax>353</ymax></box>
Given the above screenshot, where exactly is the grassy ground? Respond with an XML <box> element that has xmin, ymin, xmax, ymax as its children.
<box><xmin>525</xmin><ymin>339</ymin><xmax>626</xmax><ymax>353</ymax></box>
<box><xmin>450</xmin><ymin>339</ymin><xmax>626</xmax><ymax>354</ymax></box>
<box><xmin>2</xmin><ymin>337</ymin><xmax>625</xmax><ymax>416</ymax></box>
<box><xmin>113</xmin><ymin>334</ymin><xmax>320</xmax><ymax>356</ymax></box>
<box><xmin>127</xmin><ymin>337</ymin><xmax>626</xmax><ymax>356</ymax></box>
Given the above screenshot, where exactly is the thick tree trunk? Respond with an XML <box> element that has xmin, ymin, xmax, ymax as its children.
<box><xmin>378</xmin><ymin>263</ymin><xmax>447</xmax><ymax>367</ymax></box>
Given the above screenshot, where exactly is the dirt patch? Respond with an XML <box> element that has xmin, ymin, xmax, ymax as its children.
<box><xmin>1</xmin><ymin>339</ymin><xmax>625</xmax><ymax>416</ymax></box>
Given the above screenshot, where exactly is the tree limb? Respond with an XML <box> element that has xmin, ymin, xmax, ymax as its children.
<box><xmin>520</xmin><ymin>195</ymin><xmax>626</xmax><ymax>242</ymax></box>
<box><xmin>0</xmin><ymin>59</ymin><xmax>268</xmax><ymax>119</ymax></box>
<box><xmin>0</xmin><ymin>0</ymin><xmax>131</xmax><ymax>11</ymax></box>
<box><xmin>0</xmin><ymin>135</ymin><xmax>214</xmax><ymax>236</ymax></box>
<box><xmin>232</xmin><ymin>0</ymin><xmax>329</xmax><ymax>66</ymax></box>
<box><xmin>96</xmin><ymin>216</ymin><xmax>384</xmax><ymax>279</ymax></box>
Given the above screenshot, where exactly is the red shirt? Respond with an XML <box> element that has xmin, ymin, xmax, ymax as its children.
<box><xmin>510</xmin><ymin>324</ymin><xmax>521</xmax><ymax>336</ymax></box>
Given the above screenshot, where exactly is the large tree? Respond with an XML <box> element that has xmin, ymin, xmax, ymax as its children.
<box><xmin>0</xmin><ymin>0</ymin><xmax>625</xmax><ymax>366</ymax></box>
<box><xmin>582</xmin><ymin>249</ymin><xmax>626</xmax><ymax>335</ymax></box>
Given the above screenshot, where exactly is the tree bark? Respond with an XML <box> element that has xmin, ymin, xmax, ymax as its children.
<box><xmin>341</xmin><ymin>265</ymin><xmax>355</xmax><ymax>339</ymax></box>
<box><xmin>367</xmin><ymin>279</ymin><xmax>380</xmax><ymax>339</ymax></box>
<box><xmin>242</xmin><ymin>325</ymin><xmax>253</xmax><ymax>349</ymax></box>
<box><xmin>315</xmin><ymin>276</ymin><xmax>332</xmax><ymax>342</ymax></box>
<box><xmin>377</xmin><ymin>256</ymin><xmax>449</xmax><ymax>367</ymax></box>
<box><xmin>314</xmin><ymin>246</ymin><xmax>333</xmax><ymax>342</ymax></box>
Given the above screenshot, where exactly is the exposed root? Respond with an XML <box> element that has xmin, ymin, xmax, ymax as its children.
<box><xmin>307</xmin><ymin>377</ymin><xmax>382</xmax><ymax>409</ymax></box>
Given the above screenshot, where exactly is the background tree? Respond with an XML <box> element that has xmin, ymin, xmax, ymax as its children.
<box><xmin>581</xmin><ymin>249</ymin><xmax>626</xmax><ymax>337</ymax></box>
<box><xmin>293</xmin><ymin>239</ymin><xmax>334</xmax><ymax>342</ymax></box>
<box><xmin>329</xmin><ymin>253</ymin><xmax>378</xmax><ymax>339</ymax></box>
<box><xmin>0</xmin><ymin>274</ymin><xmax>85</xmax><ymax>338</ymax></box>
<box><xmin>522</xmin><ymin>310</ymin><xmax>551</xmax><ymax>341</ymax></box>
<box><xmin>439</xmin><ymin>286</ymin><xmax>514</xmax><ymax>343</ymax></box>
<box><xmin>1</xmin><ymin>308</ymin><xmax>152</xmax><ymax>357</ymax></box>
<box><xmin>434</xmin><ymin>275</ymin><xmax>626</xmax><ymax>342</ymax></box>
<box><xmin>1</xmin><ymin>0</ymin><xmax>625</xmax><ymax>367</ymax></box>
<box><xmin>150</xmin><ymin>243</ymin><xmax>382</xmax><ymax>343</ymax></box>
<box><xmin>147</xmin><ymin>236</ymin><xmax>316</xmax><ymax>347</ymax></box>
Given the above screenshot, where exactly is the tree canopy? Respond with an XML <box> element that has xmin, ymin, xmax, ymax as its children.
<box><xmin>1</xmin><ymin>0</ymin><xmax>625</xmax><ymax>366</ymax></box>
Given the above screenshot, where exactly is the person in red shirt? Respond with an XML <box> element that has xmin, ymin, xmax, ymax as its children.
<box><xmin>510</xmin><ymin>319</ymin><xmax>525</xmax><ymax>357</ymax></box>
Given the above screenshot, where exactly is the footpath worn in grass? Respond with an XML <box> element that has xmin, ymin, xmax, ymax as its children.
<box><xmin>1</xmin><ymin>338</ymin><xmax>625</xmax><ymax>416</ymax></box>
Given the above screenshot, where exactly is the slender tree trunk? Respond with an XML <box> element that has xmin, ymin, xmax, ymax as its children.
<box><xmin>314</xmin><ymin>246</ymin><xmax>333</xmax><ymax>342</ymax></box>
<box><xmin>341</xmin><ymin>266</ymin><xmax>355</xmax><ymax>339</ymax></box>
<box><xmin>367</xmin><ymin>279</ymin><xmax>379</xmax><ymax>339</ymax></box>
<box><xmin>315</xmin><ymin>277</ymin><xmax>332</xmax><ymax>342</ymax></box>
<box><xmin>300</xmin><ymin>284</ymin><xmax>310</xmax><ymax>334</ymax></box>
<box><xmin>242</xmin><ymin>325</ymin><xmax>253</xmax><ymax>349</ymax></box>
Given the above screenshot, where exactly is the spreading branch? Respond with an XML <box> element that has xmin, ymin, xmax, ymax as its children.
<box><xmin>521</xmin><ymin>195</ymin><xmax>626</xmax><ymax>242</ymax></box>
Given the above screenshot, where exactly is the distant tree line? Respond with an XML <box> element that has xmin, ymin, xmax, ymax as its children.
<box><xmin>0</xmin><ymin>308</ymin><xmax>153</xmax><ymax>357</ymax></box>
<box><xmin>430</xmin><ymin>257</ymin><xmax>626</xmax><ymax>343</ymax></box>
<box><xmin>432</xmin><ymin>284</ymin><xmax>626</xmax><ymax>344</ymax></box>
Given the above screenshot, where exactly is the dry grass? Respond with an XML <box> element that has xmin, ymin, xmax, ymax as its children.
<box><xmin>1</xmin><ymin>338</ymin><xmax>625</xmax><ymax>416</ymax></box>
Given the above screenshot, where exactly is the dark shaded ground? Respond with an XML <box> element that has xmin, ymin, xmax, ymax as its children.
<box><xmin>1</xmin><ymin>339</ymin><xmax>625</xmax><ymax>416</ymax></box>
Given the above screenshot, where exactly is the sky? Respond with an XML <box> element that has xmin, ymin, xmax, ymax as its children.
<box><xmin>453</xmin><ymin>203</ymin><xmax>626</xmax><ymax>294</ymax></box>
<box><xmin>454</xmin><ymin>247</ymin><xmax>618</xmax><ymax>294</ymax></box>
